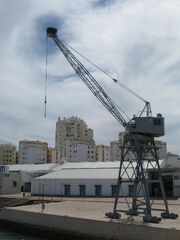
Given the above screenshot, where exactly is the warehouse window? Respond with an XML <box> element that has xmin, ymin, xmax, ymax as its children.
<box><xmin>79</xmin><ymin>185</ymin><xmax>86</xmax><ymax>196</ymax></box>
<box><xmin>111</xmin><ymin>185</ymin><xmax>117</xmax><ymax>196</ymax></box>
<box><xmin>64</xmin><ymin>185</ymin><xmax>71</xmax><ymax>196</ymax></box>
<box><xmin>95</xmin><ymin>185</ymin><xmax>102</xmax><ymax>196</ymax></box>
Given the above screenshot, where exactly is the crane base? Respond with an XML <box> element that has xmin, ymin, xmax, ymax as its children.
<box><xmin>161</xmin><ymin>212</ymin><xmax>178</xmax><ymax>219</ymax></box>
<box><xmin>105</xmin><ymin>212</ymin><xmax>121</xmax><ymax>219</ymax></box>
<box><xmin>126</xmin><ymin>209</ymin><xmax>139</xmax><ymax>216</ymax></box>
<box><xmin>143</xmin><ymin>216</ymin><xmax>161</xmax><ymax>223</ymax></box>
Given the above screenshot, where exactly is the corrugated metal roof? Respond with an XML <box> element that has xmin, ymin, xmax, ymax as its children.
<box><xmin>53</xmin><ymin>160</ymin><xmax>163</xmax><ymax>171</ymax></box>
<box><xmin>37</xmin><ymin>160</ymin><xmax>163</xmax><ymax>180</ymax></box>
<box><xmin>53</xmin><ymin>161</ymin><xmax>121</xmax><ymax>171</ymax></box>
<box><xmin>37</xmin><ymin>168</ymin><xmax>123</xmax><ymax>179</ymax></box>
<box><xmin>8</xmin><ymin>159</ymin><xmax>165</xmax><ymax>177</ymax></box>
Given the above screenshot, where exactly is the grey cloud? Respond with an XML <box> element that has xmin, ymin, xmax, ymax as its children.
<box><xmin>92</xmin><ymin>0</ymin><xmax>116</xmax><ymax>8</ymax></box>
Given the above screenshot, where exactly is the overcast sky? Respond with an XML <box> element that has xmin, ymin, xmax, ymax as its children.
<box><xmin>0</xmin><ymin>0</ymin><xmax>180</xmax><ymax>154</ymax></box>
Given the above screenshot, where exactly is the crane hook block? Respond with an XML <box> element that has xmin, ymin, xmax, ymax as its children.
<box><xmin>47</xmin><ymin>27</ymin><xmax>57</xmax><ymax>37</ymax></box>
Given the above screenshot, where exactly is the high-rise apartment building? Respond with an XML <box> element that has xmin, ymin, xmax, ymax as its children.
<box><xmin>55</xmin><ymin>116</ymin><xmax>95</xmax><ymax>162</ymax></box>
<box><xmin>0</xmin><ymin>144</ymin><xmax>17</xmax><ymax>165</ymax></box>
<box><xmin>19</xmin><ymin>140</ymin><xmax>48</xmax><ymax>164</ymax></box>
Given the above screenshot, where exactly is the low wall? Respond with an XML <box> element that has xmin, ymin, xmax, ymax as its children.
<box><xmin>0</xmin><ymin>208</ymin><xmax>180</xmax><ymax>240</ymax></box>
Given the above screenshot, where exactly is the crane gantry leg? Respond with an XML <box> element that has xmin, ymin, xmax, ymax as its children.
<box><xmin>106</xmin><ymin>133</ymin><xmax>178</xmax><ymax>223</ymax></box>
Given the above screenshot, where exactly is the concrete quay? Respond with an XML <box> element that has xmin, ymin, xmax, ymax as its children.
<box><xmin>0</xmin><ymin>198</ymin><xmax>180</xmax><ymax>240</ymax></box>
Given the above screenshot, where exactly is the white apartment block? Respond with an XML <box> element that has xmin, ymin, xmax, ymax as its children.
<box><xmin>0</xmin><ymin>144</ymin><xmax>17</xmax><ymax>165</ymax></box>
<box><xmin>96</xmin><ymin>145</ymin><xmax>111</xmax><ymax>162</ymax></box>
<box><xmin>63</xmin><ymin>139</ymin><xmax>95</xmax><ymax>162</ymax></box>
<box><xmin>55</xmin><ymin>116</ymin><xmax>94</xmax><ymax>162</ymax></box>
<box><xmin>19</xmin><ymin>140</ymin><xmax>48</xmax><ymax>164</ymax></box>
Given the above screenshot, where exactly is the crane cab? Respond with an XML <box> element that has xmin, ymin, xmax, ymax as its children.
<box><xmin>127</xmin><ymin>113</ymin><xmax>164</xmax><ymax>137</ymax></box>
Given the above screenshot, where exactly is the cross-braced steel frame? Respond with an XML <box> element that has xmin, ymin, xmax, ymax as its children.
<box><xmin>107</xmin><ymin>133</ymin><xmax>178</xmax><ymax>223</ymax></box>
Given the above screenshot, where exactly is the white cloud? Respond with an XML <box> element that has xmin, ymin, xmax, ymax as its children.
<box><xmin>0</xmin><ymin>0</ymin><xmax>180</xmax><ymax>154</ymax></box>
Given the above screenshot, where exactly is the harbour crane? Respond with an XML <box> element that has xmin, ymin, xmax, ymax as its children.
<box><xmin>46</xmin><ymin>27</ymin><xmax>177</xmax><ymax>223</ymax></box>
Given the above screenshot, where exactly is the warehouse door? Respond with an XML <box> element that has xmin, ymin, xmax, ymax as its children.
<box><xmin>24</xmin><ymin>182</ymin><xmax>31</xmax><ymax>192</ymax></box>
<box><xmin>95</xmin><ymin>185</ymin><xmax>102</xmax><ymax>196</ymax></box>
<box><xmin>162</xmin><ymin>174</ymin><xmax>173</xmax><ymax>197</ymax></box>
<box><xmin>150</xmin><ymin>172</ymin><xmax>173</xmax><ymax>197</ymax></box>
<box><xmin>79</xmin><ymin>185</ymin><xmax>86</xmax><ymax>196</ymax></box>
<box><xmin>128</xmin><ymin>185</ymin><xmax>134</xmax><ymax>197</ymax></box>
<box><xmin>111</xmin><ymin>185</ymin><xmax>117</xmax><ymax>196</ymax></box>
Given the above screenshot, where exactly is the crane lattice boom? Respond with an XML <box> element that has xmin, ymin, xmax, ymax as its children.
<box><xmin>47</xmin><ymin>27</ymin><xmax>127</xmax><ymax>127</ymax></box>
<box><xmin>46</xmin><ymin>27</ymin><xmax>164</xmax><ymax>138</ymax></box>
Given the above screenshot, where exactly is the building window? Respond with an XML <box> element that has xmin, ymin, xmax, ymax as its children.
<box><xmin>79</xmin><ymin>185</ymin><xmax>86</xmax><ymax>196</ymax></box>
<box><xmin>64</xmin><ymin>185</ymin><xmax>71</xmax><ymax>196</ymax></box>
<box><xmin>111</xmin><ymin>185</ymin><xmax>118</xmax><ymax>197</ymax></box>
<box><xmin>95</xmin><ymin>185</ymin><xmax>102</xmax><ymax>196</ymax></box>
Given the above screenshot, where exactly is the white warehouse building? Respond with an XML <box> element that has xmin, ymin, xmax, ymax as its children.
<box><xmin>29</xmin><ymin>155</ymin><xmax>180</xmax><ymax>198</ymax></box>
<box><xmin>31</xmin><ymin>162</ymin><xmax>140</xmax><ymax>197</ymax></box>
